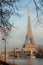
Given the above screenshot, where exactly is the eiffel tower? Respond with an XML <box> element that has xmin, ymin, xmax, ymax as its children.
<box><xmin>22</xmin><ymin>10</ymin><xmax>38</xmax><ymax>56</ymax></box>
<box><xmin>23</xmin><ymin>10</ymin><xmax>35</xmax><ymax>48</ymax></box>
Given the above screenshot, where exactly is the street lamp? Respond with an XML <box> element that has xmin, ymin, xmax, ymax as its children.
<box><xmin>0</xmin><ymin>26</ymin><xmax>8</xmax><ymax>62</ymax></box>
<box><xmin>2</xmin><ymin>37</ymin><xmax>6</xmax><ymax>62</ymax></box>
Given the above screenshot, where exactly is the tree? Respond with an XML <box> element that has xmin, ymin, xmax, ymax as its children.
<box><xmin>0</xmin><ymin>0</ymin><xmax>20</xmax><ymax>62</ymax></box>
<box><xmin>0</xmin><ymin>0</ymin><xmax>20</xmax><ymax>29</ymax></box>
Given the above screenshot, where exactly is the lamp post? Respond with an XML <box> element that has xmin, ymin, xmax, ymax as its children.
<box><xmin>2</xmin><ymin>37</ymin><xmax>6</xmax><ymax>62</ymax></box>
<box><xmin>1</xmin><ymin>27</ymin><xmax>8</xmax><ymax>62</ymax></box>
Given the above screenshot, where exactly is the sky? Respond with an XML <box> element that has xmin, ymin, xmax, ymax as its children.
<box><xmin>0</xmin><ymin>0</ymin><xmax>43</xmax><ymax>50</ymax></box>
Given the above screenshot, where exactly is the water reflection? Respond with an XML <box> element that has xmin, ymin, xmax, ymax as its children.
<box><xmin>15</xmin><ymin>58</ymin><xmax>43</xmax><ymax>65</ymax></box>
<box><xmin>8</xmin><ymin>57</ymin><xmax>43</xmax><ymax>65</ymax></box>
<box><xmin>27</xmin><ymin>59</ymin><xmax>35</xmax><ymax>65</ymax></box>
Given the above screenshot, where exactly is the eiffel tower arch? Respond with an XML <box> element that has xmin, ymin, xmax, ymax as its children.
<box><xmin>22</xmin><ymin>10</ymin><xmax>38</xmax><ymax>56</ymax></box>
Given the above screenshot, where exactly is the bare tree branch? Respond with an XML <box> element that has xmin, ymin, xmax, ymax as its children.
<box><xmin>33</xmin><ymin>0</ymin><xmax>43</xmax><ymax>25</ymax></box>
<box><xmin>0</xmin><ymin>0</ymin><xmax>20</xmax><ymax>32</ymax></box>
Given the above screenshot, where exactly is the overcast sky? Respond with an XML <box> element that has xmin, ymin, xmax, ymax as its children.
<box><xmin>0</xmin><ymin>0</ymin><xmax>43</xmax><ymax>50</ymax></box>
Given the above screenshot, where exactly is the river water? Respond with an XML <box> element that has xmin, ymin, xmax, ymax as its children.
<box><xmin>8</xmin><ymin>57</ymin><xmax>43</xmax><ymax>65</ymax></box>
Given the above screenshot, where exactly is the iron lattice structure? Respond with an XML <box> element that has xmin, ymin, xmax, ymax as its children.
<box><xmin>24</xmin><ymin>10</ymin><xmax>35</xmax><ymax>47</ymax></box>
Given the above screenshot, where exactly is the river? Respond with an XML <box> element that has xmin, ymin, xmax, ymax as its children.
<box><xmin>8</xmin><ymin>57</ymin><xmax>43</xmax><ymax>65</ymax></box>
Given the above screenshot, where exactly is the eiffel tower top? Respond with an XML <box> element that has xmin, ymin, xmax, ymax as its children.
<box><xmin>27</xmin><ymin>9</ymin><xmax>32</xmax><ymax>37</ymax></box>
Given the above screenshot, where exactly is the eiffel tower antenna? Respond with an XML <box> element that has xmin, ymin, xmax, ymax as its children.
<box><xmin>27</xmin><ymin>9</ymin><xmax>32</xmax><ymax>37</ymax></box>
